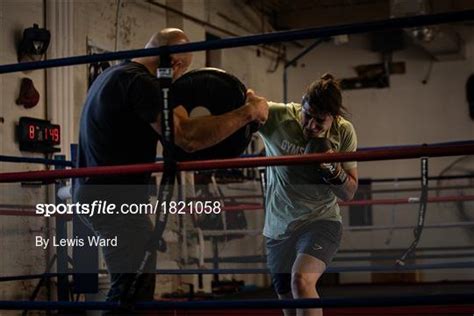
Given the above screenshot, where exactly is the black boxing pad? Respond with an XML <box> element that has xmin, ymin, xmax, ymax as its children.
<box><xmin>170</xmin><ymin>68</ymin><xmax>255</xmax><ymax>161</ymax></box>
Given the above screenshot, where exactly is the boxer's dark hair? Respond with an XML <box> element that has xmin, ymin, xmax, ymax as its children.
<box><xmin>302</xmin><ymin>73</ymin><xmax>349</xmax><ymax>118</ymax></box>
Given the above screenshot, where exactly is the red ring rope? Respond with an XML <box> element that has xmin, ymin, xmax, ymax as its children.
<box><xmin>0</xmin><ymin>144</ymin><xmax>473</xmax><ymax>183</ymax></box>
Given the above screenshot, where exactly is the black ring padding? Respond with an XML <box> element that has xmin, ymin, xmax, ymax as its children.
<box><xmin>123</xmin><ymin>165</ymin><xmax>177</xmax><ymax>303</ymax></box>
<box><xmin>397</xmin><ymin>157</ymin><xmax>430</xmax><ymax>265</ymax></box>
<box><xmin>0</xmin><ymin>155</ymin><xmax>73</xmax><ymax>167</ymax></box>
<box><xmin>0</xmin><ymin>294</ymin><xmax>473</xmax><ymax>310</ymax></box>
<box><xmin>1</xmin><ymin>10</ymin><xmax>474</xmax><ymax>74</ymax></box>
<box><xmin>158</xmin><ymin>52</ymin><xmax>174</xmax><ymax>152</ymax></box>
<box><xmin>170</xmin><ymin>67</ymin><xmax>254</xmax><ymax>161</ymax></box>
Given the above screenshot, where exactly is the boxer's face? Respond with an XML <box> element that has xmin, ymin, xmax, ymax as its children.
<box><xmin>301</xmin><ymin>102</ymin><xmax>334</xmax><ymax>138</ymax></box>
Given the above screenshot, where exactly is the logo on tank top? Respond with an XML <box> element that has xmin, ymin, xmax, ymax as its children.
<box><xmin>281</xmin><ymin>139</ymin><xmax>304</xmax><ymax>155</ymax></box>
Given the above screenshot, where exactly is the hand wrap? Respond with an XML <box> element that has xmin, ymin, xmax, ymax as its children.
<box><xmin>304</xmin><ymin>137</ymin><xmax>348</xmax><ymax>186</ymax></box>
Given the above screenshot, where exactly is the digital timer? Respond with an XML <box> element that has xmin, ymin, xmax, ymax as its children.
<box><xmin>18</xmin><ymin>117</ymin><xmax>61</xmax><ymax>153</ymax></box>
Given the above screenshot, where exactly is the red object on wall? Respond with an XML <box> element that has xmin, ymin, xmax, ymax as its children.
<box><xmin>16</xmin><ymin>78</ymin><xmax>39</xmax><ymax>108</ymax></box>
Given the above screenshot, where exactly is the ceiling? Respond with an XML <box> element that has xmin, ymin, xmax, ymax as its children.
<box><xmin>245</xmin><ymin>0</ymin><xmax>474</xmax><ymax>61</ymax></box>
<box><xmin>246</xmin><ymin>0</ymin><xmax>474</xmax><ymax>30</ymax></box>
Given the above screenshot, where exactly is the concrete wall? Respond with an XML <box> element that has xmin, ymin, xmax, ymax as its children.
<box><xmin>0</xmin><ymin>0</ymin><xmax>51</xmax><ymax>305</ymax></box>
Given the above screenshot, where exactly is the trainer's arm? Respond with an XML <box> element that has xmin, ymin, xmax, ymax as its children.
<box><xmin>150</xmin><ymin>90</ymin><xmax>268</xmax><ymax>152</ymax></box>
<box><xmin>330</xmin><ymin>167</ymin><xmax>358</xmax><ymax>201</ymax></box>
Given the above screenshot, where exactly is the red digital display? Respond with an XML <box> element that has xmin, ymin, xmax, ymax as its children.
<box><xmin>19</xmin><ymin>117</ymin><xmax>61</xmax><ymax>153</ymax></box>
<box><xmin>26</xmin><ymin>124</ymin><xmax>60</xmax><ymax>143</ymax></box>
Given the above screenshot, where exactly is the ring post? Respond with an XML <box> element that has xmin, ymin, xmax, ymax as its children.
<box><xmin>54</xmin><ymin>155</ymin><xmax>70</xmax><ymax>304</ymax></box>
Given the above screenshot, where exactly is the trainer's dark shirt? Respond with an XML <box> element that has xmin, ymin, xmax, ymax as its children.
<box><xmin>75</xmin><ymin>61</ymin><xmax>161</xmax><ymax>190</ymax></box>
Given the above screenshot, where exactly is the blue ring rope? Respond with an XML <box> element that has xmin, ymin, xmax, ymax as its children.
<box><xmin>0</xmin><ymin>155</ymin><xmax>73</xmax><ymax>167</ymax></box>
<box><xmin>151</xmin><ymin>261</ymin><xmax>474</xmax><ymax>274</ymax></box>
<box><xmin>1</xmin><ymin>261</ymin><xmax>472</xmax><ymax>283</ymax></box>
<box><xmin>0</xmin><ymin>294</ymin><xmax>473</xmax><ymax>310</ymax></box>
<box><xmin>195</xmin><ymin>252</ymin><xmax>474</xmax><ymax>264</ymax></box>
<box><xmin>1</xmin><ymin>10</ymin><xmax>473</xmax><ymax>74</ymax></box>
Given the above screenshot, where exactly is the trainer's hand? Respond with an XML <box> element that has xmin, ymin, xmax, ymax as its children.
<box><xmin>245</xmin><ymin>89</ymin><xmax>268</xmax><ymax>124</ymax></box>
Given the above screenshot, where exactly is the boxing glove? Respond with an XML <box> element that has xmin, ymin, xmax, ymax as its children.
<box><xmin>304</xmin><ymin>137</ymin><xmax>348</xmax><ymax>185</ymax></box>
<box><xmin>304</xmin><ymin>137</ymin><xmax>332</xmax><ymax>154</ymax></box>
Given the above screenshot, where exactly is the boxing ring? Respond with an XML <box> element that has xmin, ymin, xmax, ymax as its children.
<box><xmin>1</xmin><ymin>8</ymin><xmax>474</xmax><ymax>315</ymax></box>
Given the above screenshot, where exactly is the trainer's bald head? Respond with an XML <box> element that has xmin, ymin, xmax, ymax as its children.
<box><xmin>135</xmin><ymin>28</ymin><xmax>192</xmax><ymax>79</ymax></box>
<box><xmin>145</xmin><ymin>28</ymin><xmax>189</xmax><ymax>48</ymax></box>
